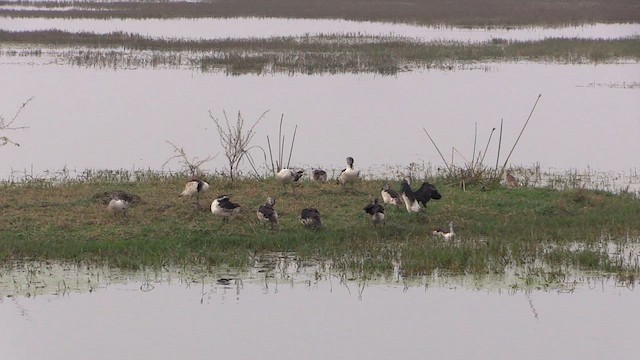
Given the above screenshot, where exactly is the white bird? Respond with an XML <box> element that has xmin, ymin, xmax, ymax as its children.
<box><xmin>257</xmin><ymin>197</ymin><xmax>278</xmax><ymax>229</ymax></box>
<box><xmin>338</xmin><ymin>157</ymin><xmax>360</xmax><ymax>187</ymax></box>
<box><xmin>433</xmin><ymin>221</ymin><xmax>455</xmax><ymax>240</ymax></box>
<box><xmin>381</xmin><ymin>183</ymin><xmax>403</xmax><ymax>209</ymax></box>
<box><xmin>276</xmin><ymin>168</ymin><xmax>304</xmax><ymax>191</ymax></box>
<box><xmin>107</xmin><ymin>198</ymin><xmax>129</xmax><ymax>217</ymax></box>
<box><xmin>312</xmin><ymin>169</ymin><xmax>327</xmax><ymax>182</ymax></box>
<box><xmin>363</xmin><ymin>198</ymin><xmax>385</xmax><ymax>227</ymax></box>
<box><xmin>211</xmin><ymin>195</ymin><xmax>242</xmax><ymax>224</ymax></box>
<box><xmin>300</xmin><ymin>207</ymin><xmax>323</xmax><ymax>228</ymax></box>
<box><xmin>180</xmin><ymin>179</ymin><xmax>210</xmax><ymax>200</ymax></box>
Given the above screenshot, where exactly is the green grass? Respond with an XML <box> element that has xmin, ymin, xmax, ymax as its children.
<box><xmin>1</xmin><ymin>0</ymin><xmax>638</xmax><ymax>26</ymax></box>
<box><xmin>1</xmin><ymin>175</ymin><xmax>638</xmax><ymax>279</ymax></box>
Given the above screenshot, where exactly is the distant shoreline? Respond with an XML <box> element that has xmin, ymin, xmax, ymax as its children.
<box><xmin>1</xmin><ymin>0</ymin><xmax>639</xmax><ymax>26</ymax></box>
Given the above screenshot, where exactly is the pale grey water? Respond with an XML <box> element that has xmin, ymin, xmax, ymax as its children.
<box><xmin>1</xmin><ymin>60</ymin><xmax>638</xmax><ymax>179</ymax></box>
<box><xmin>1</xmin><ymin>264</ymin><xmax>638</xmax><ymax>360</ymax></box>
<box><xmin>2</xmin><ymin>17</ymin><xmax>639</xmax><ymax>42</ymax></box>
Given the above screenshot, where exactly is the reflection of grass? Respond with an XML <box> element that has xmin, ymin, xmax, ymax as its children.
<box><xmin>1</xmin><ymin>0</ymin><xmax>638</xmax><ymax>26</ymax></box>
<box><xmin>0</xmin><ymin>174</ymin><xmax>638</xmax><ymax>279</ymax></box>
<box><xmin>1</xmin><ymin>30</ymin><xmax>638</xmax><ymax>74</ymax></box>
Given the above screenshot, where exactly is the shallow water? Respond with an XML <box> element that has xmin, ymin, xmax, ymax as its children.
<box><xmin>1</xmin><ymin>263</ymin><xmax>638</xmax><ymax>360</ymax></box>
<box><xmin>1</xmin><ymin>59</ymin><xmax>638</xmax><ymax>179</ymax></box>
<box><xmin>1</xmin><ymin>17</ymin><xmax>639</xmax><ymax>42</ymax></box>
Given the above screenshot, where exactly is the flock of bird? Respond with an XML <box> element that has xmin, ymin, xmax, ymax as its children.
<box><xmin>107</xmin><ymin>156</ymin><xmax>457</xmax><ymax>239</ymax></box>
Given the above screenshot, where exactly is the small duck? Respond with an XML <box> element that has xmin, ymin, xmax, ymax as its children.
<box><xmin>107</xmin><ymin>197</ymin><xmax>130</xmax><ymax>217</ymax></box>
<box><xmin>433</xmin><ymin>221</ymin><xmax>455</xmax><ymax>240</ymax></box>
<box><xmin>337</xmin><ymin>157</ymin><xmax>360</xmax><ymax>187</ymax></box>
<box><xmin>256</xmin><ymin>197</ymin><xmax>278</xmax><ymax>229</ymax></box>
<box><xmin>276</xmin><ymin>168</ymin><xmax>304</xmax><ymax>191</ymax></box>
<box><xmin>300</xmin><ymin>207</ymin><xmax>323</xmax><ymax>228</ymax></box>
<box><xmin>312</xmin><ymin>169</ymin><xmax>327</xmax><ymax>182</ymax></box>
<box><xmin>363</xmin><ymin>198</ymin><xmax>385</xmax><ymax>227</ymax></box>
<box><xmin>505</xmin><ymin>170</ymin><xmax>520</xmax><ymax>188</ymax></box>
<box><xmin>381</xmin><ymin>183</ymin><xmax>403</xmax><ymax>208</ymax></box>
<box><xmin>179</xmin><ymin>179</ymin><xmax>209</xmax><ymax>200</ymax></box>
<box><xmin>211</xmin><ymin>195</ymin><xmax>242</xmax><ymax>224</ymax></box>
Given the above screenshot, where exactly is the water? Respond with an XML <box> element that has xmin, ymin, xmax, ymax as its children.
<box><xmin>1</xmin><ymin>263</ymin><xmax>638</xmax><ymax>360</ymax></box>
<box><xmin>1</xmin><ymin>60</ymin><xmax>638</xmax><ymax>179</ymax></box>
<box><xmin>2</xmin><ymin>17</ymin><xmax>639</xmax><ymax>42</ymax></box>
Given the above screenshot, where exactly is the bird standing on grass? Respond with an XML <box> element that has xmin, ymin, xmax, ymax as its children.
<box><xmin>211</xmin><ymin>195</ymin><xmax>242</xmax><ymax>224</ymax></box>
<box><xmin>312</xmin><ymin>169</ymin><xmax>328</xmax><ymax>182</ymax></box>
<box><xmin>433</xmin><ymin>221</ymin><xmax>455</xmax><ymax>240</ymax></box>
<box><xmin>338</xmin><ymin>157</ymin><xmax>360</xmax><ymax>188</ymax></box>
<box><xmin>381</xmin><ymin>183</ymin><xmax>403</xmax><ymax>209</ymax></box>
<box><xmin>400</xmin><ymin>179</ymin><xmax>442</xmax><ymax>215</ymax></box>
<box><xmin>180</xmin><ymin>179</ymin><xmax>210</xmax><ymax>201</ymax></box>
<box><xmin>107</xmin><ymin>197</ymin><xmax>130</xmax><ymax>218</ymax></box>
<box><xmin>257</xmin><ymin>197</ymin><xmax>278</xmax><ymax>229</ymax></box>
<box><xmin>400</xmin><ymin>179</ymin><xmax>422</xmax><ymax>215</ymax></box>
<box><xmin>363</xmin><ymin>198</ymin><xmax>385</xmax><ymax>227</ymax></box>
<box><xmin>505</xmin><ymin>170</ymin><xmax>520</xmax><ymax>188</ymax></box>
<box><xmin>276</xmin><ymin>168</ymin><xmax>304</xmax><ymax>192</ymax></box>
<box><xmin>300</xmin><ymin>207</ymin><xmax>323</xmax><ymax>228</ymax></box>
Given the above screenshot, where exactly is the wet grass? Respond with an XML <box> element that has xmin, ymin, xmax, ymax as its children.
<box><xmin>1</xmin><ymin>30</ymin><xmax>638</xmax><ymax>75</ymax></box>
<box><xmin>1</xmin><ymin>174</ymin><xmax>638</xmax><ymax>279</ymax></box>
<box><xmin>1</xmin><ymin>0</ymin><xmax>638</xmax><ymax>26</ymax></box>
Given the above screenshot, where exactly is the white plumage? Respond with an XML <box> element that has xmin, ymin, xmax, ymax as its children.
<box><xmin>400</xmin><ymin>179</ymin><xmax>422</xmax><ymax>214</ymax></box>
<box><xmin>381</xmin><ymin>183</ymin><xmax>403</xmax><ymax>208</ymax></box>
<box><xmin>338</xmin><ymin>157</ymin><xmax>360</xmax><ymax>187</ymax></box>
<box><xmin>276</xmin><ymin>169</ymin><xmax>304</xmax><ymax>191</ymax></box>
<box><xmin>433</xmin><ymin>221</ymin><xmax>455</xmax><ymax>240</ymax></box>
<box><xmin>180</xmin><ymin>179</ymin><xmax>210</xmax><ymax>200</ymax></box>
<box><xmin>211</xmin><ymin>195</ymin><xmax>242</xmax><ymax>224</ymax></box>
<box><xmin>107</xmin><ymin>198</ymin><xmax>129</xmax><ymax>217</ymax></box>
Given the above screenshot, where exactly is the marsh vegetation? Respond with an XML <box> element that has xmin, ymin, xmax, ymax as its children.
<box><xmin>1</xmin><ymin>0</ymin><xmax>638</xmax><ymax>26</ymax></box>
<box><xmin>1</xmin><ymin>30</ymin><xmax>638</xmax><ymax>75</ymax></box>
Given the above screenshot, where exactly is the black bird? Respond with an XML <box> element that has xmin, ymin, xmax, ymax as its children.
<box><xmin>363</xmin><ymin>198</ymin><xmax>385</xmax><ymax>227</ymax></box>
<box><xmin>300</xmin><ymin>207</ymin><xmax>323</xmax><ymax>228</ymax></box>
<box><xmin>400</xmin><ymin>179</ymin><xmax>442</xmax><ymax>214</ymax></box>
<box><xmin>211</xmin><ymin>194</ymin><xmax>242</xmax><ymax>224</ymax></box>
<box><xmin>414</xmin><ymin>181</ymin><xmax>442</xmax><ymax>206</ymax></box>
<box><xmin>257</xmin><ymin>197</ymin><xmax>278</xmax><ymax>229</ymax></box>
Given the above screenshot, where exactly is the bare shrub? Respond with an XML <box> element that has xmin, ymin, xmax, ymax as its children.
<box><xmin>209</xmin><ymin>110</ymin><xmax>268</xmax><ymax>182</ymax></box>
<box><xmin>1</xmin><ymin>97</ymin><xmax>33</xmax><ymax>147</ymax></box>
<box><xmin>162</xmin><ymin>140</ymin><xmax>217</xmax><ymax>178</ymax></box>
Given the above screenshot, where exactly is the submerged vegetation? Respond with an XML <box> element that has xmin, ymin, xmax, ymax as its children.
<box><xmin>1</xmin><ymin>0</ymin><xmax>638</xmax><ymax>26</ymax></box>
<box><xmin>1</xmin><ymin>30</ymin><xmax>638</xmax><ymax>75</ymax></box>
<box><xmin>0</xmin><ymin>172</ymin><xmax>638</xmax><ymax>282</ymax></box>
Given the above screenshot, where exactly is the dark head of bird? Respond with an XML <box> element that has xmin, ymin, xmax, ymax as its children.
<box><xmin>293</xmin><ymin>170</ymin><xmax>304</xmax><ymax>181</ymax></box>
<box><xmin>346</xmin><ymin>157</ymin><xmax>354</xmax><ymax>167</ymax></box>
<box><xmin>363</xmin><ymin>198</ymin><xmax>384</xmax><ymax>215</ymax></box>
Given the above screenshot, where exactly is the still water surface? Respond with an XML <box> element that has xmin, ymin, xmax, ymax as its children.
<box><xmin>2</xmin><ymin>17</ymin><xmax>639</xmax><ymax>42</ymax></box>
<box><xmin>0</xmin><ymin>264</ymin><xmax>638</xmax><ymax>360</ymax></box>
<box><xmin>1</xmin><ymin>60</ymin><xmax>638</xmax><ymax>179</ymax></box>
